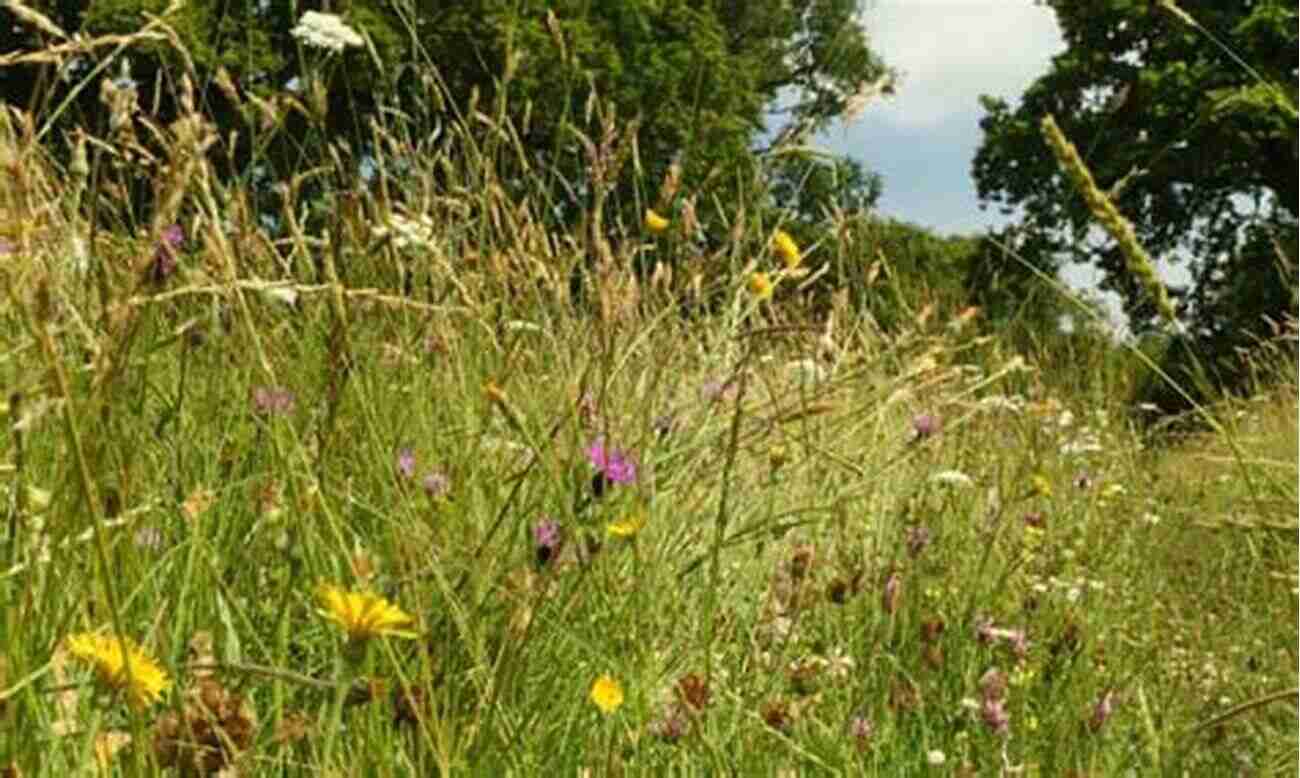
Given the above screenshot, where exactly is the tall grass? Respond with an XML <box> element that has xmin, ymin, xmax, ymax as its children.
<box><xmin>0</xmin><ymin>5</ymin><xmax>1294</xmax><ymax>776</ymax></box>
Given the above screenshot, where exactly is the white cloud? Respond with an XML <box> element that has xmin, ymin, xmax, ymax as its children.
<box><xmin>860</xmin><ymin>2</ymin><xmax>1063</xmax><ymax>128</ymax></box>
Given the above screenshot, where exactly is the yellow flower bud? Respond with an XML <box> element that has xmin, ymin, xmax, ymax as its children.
<box><xmin>644</xmin><ymin>208</ymin><xmax>670</xmax><ymax>233</ymax></box>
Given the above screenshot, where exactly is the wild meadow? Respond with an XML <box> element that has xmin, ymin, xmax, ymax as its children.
<box><xmin>0</xmin><ymin>5</ymin><xmax>1296</xmax><ymax>776</ymax></box>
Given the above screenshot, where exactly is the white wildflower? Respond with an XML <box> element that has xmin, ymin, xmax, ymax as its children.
<box><xmin>292</xmin><ymin>11</ymin><xmax>364</xmax><ymax>54</ymax></box>
<box><xmin>825</xmin><ymin>649</ymin><xmax>856</xmax><ymax>679</ymax></box>
<box><xmin>927</xmin><ymin>749</ymin><xmax>947</xmax><ymax>766</ymax></box>
<box><xmin>1060</xmin><ymin>435</ymin><xmax>1104</xmax><ymax>456</ymax></box>
<box><xmin>373</xmin><ymin>212</ymin><xmax>435</xmax><ymax>252</ymax></box>
<box><xmin>929</xmin><ymin>470</ymin><xmax>973</xmax><ymax>488</ymax></box>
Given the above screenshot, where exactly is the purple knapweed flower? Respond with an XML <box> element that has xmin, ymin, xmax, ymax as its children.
<box><xmin>152</xmin><ymin>223</ymin><xmax>184</xmax><ymax>282</ymax></box>
<box><xmin>586</xmin><ymin>438</ymin><xmax>637</xmax><ymax>497</ymax></box>
<box><xmin>911</xmin><ymin>413</ymin><xmax>942</xmax><ymax>440</ymax></box>
<box><xmin>251</xmin><ymin>386</ymin><xmax>295</xmax><ymax>416</ymax></box>
<box><xmin>534</xmin><ymin>518</ymin><xmax>562</xmax><ymax>567</ymax></box>
<box><xmin>421</xmin><ymin>471</ymin><xmax>449</xmax><ymax>499</ymax></box>
<box><xmin>396</xmin><ymin>447</ymin><xmax>416</xmax><ymax>478</ymax></box>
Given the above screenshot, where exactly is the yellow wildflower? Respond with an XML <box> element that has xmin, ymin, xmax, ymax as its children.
<box><xmin>316</xmin><ymin>583</ymin><xmax>417</xmax><ymax>642</ymax></box>
<box><xmin>483</xmin><ymin>380</ymin><xmax>508</xmax><ymax>407</ymax></box>
<box><xmin>644</xmin><ymin>209</ymin><xmax>670</xmax><ymax>233</ymax></box>
<box><xmin>748</xmin><ymin>272</ymin><xmax>773</xmax><ymax>300</ymax></box>
<box><xmin>1029</xmin><ymin>474</ymin><xmax>1053</xmax><ymax>498</ymax></box>
<box><xmin>771</xmin><ymin>229</ymin><xmax>801</xmax><ymax>269</ymax></box>
<box><xmin>590</xmin><ymin>674</ymin><xmax>624</xmax><ymax>714</ymax></box>
<box><xmin>65</xmin><ymin>632</ymin><xmax>171</xmax><ymax>709</ymax></box>
<box><xmin>606</xmin><ymin>513</ymin><xmax>645</xmax><ymax>539</ymax></box>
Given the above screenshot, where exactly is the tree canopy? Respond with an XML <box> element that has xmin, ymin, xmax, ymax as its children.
<box><xmin>973</xmin><ymin>0</ymin><xmax>1297</xmax><ymax>346</ymax></box>
<box><xmin>0</xmin><ymin>0</ymin><xmax>890</xmax><ymax>229</ymax></box>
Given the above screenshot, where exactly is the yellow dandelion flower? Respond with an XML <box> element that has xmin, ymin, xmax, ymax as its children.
<box><xmin>316</xmin><ymin>584</ymin><xmax>417</xmax><ymax>642</ymax></box>
<box><xmin>771</xmin><ymin>229</ymin><xmax>801</xmax><ymax>269</ymax></box>
<box><xmin>644</xmin><ymin>209</ymin><xmax>670</xmax><ymax>233</ymax></box>
<box><xmin>748</xmin><ymin>272</ymin><xmax>773</xmax><ymax>300</ymax></box>
<box><xmin>65</xmin><ymin>632</ymin><xmax>171</xmax><ymax>709</ymax></box>
<box><xmin>590</xmin><ymin>674</ymin><xmax>624</xmax><ymax>714</ymax></box>
<box><xmin>1029</xmin><ymin>474</ymin><xmax>1053</xmax><ymax>498</ymax></box>
<box><xmin>606</xmin><ymin>513</ymin><xmax>645</xmax><ymax>539</ymax></box>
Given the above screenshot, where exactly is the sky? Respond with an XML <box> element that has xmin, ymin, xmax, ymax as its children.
<box><xmin>820</xmin><ymin>1</ymin><xmax>1065</xmax><ymax>236</ymax></box>
<box><xmin>818</xmin><ymin>1</ymin><xmax>1137</xmax><ymax>322</ymax></box>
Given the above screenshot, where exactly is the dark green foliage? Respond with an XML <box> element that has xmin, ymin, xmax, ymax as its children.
<box><xmin>817</xmin><ymin>216</ymin><xmax>980</xmax><ymax>332</ymax></box>
<box><xmin>767</xmin><ymin>153</ymin><xmax>882</xmax><ymax>226</ymax></box>
<box><xmin>1</xmin><ymin>0</ymin><xmax>889</xmax><ymax>236</ymax></box>
<box><xmin>961</xmin><ymin>228</ymin><xmax>1069</xmax><ymax>344</ymax></box>
<box><xmin>1134</xmin><ymin>231</ymin><xmax>1298</xmax><ymax>418</ymax></box>
<box><xmin>973</xmin><ymin>0</ymin><xmax>1297</xmax><ymax>401</ymax></box>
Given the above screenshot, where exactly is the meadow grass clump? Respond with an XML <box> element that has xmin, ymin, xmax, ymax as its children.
<box><xmin>0</xmin><ymin>9</ymin><xmax>1294</xmax><ymax>777</ymax></box>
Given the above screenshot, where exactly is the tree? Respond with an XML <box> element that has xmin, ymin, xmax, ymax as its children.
<box><xmin>0</xmin><ymin>0</ymin><xmax>890</xmax><ymax>232</ymax></box>
<box><xmin>973</xmin><ymin>0</ymin><xmax>1297</xmax><ymax>352</ymax></box>
<box><xmin>766</xmin><ymin>153</ymin><xmax>882</xmax><ymax>227</ymax></box>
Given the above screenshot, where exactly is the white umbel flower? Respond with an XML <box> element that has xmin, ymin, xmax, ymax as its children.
<box><xmin>372</xmin><ymin>212</ymin><xmax>435</xmax><ymax>252</ymax></box>
<box><xmin>929</xmin><ymin>469</ymin><xmax>973</xmax><ymax>487</ymax></box>
<box><xmin>292</xmin><ymin>11</ymin><xmax>364</xmax><ymax>54</ymax></box>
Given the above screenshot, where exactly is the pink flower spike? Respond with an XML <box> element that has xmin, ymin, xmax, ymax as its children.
<box><xmin>980</xmin><ymin>696</ymin><xmax>1010</xmax><ymax>736</ymax></box>
<box><xmin>1089</xmin><ymin>689</ymin><xmax>1118</xmax><ymax>732</ymax></box>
